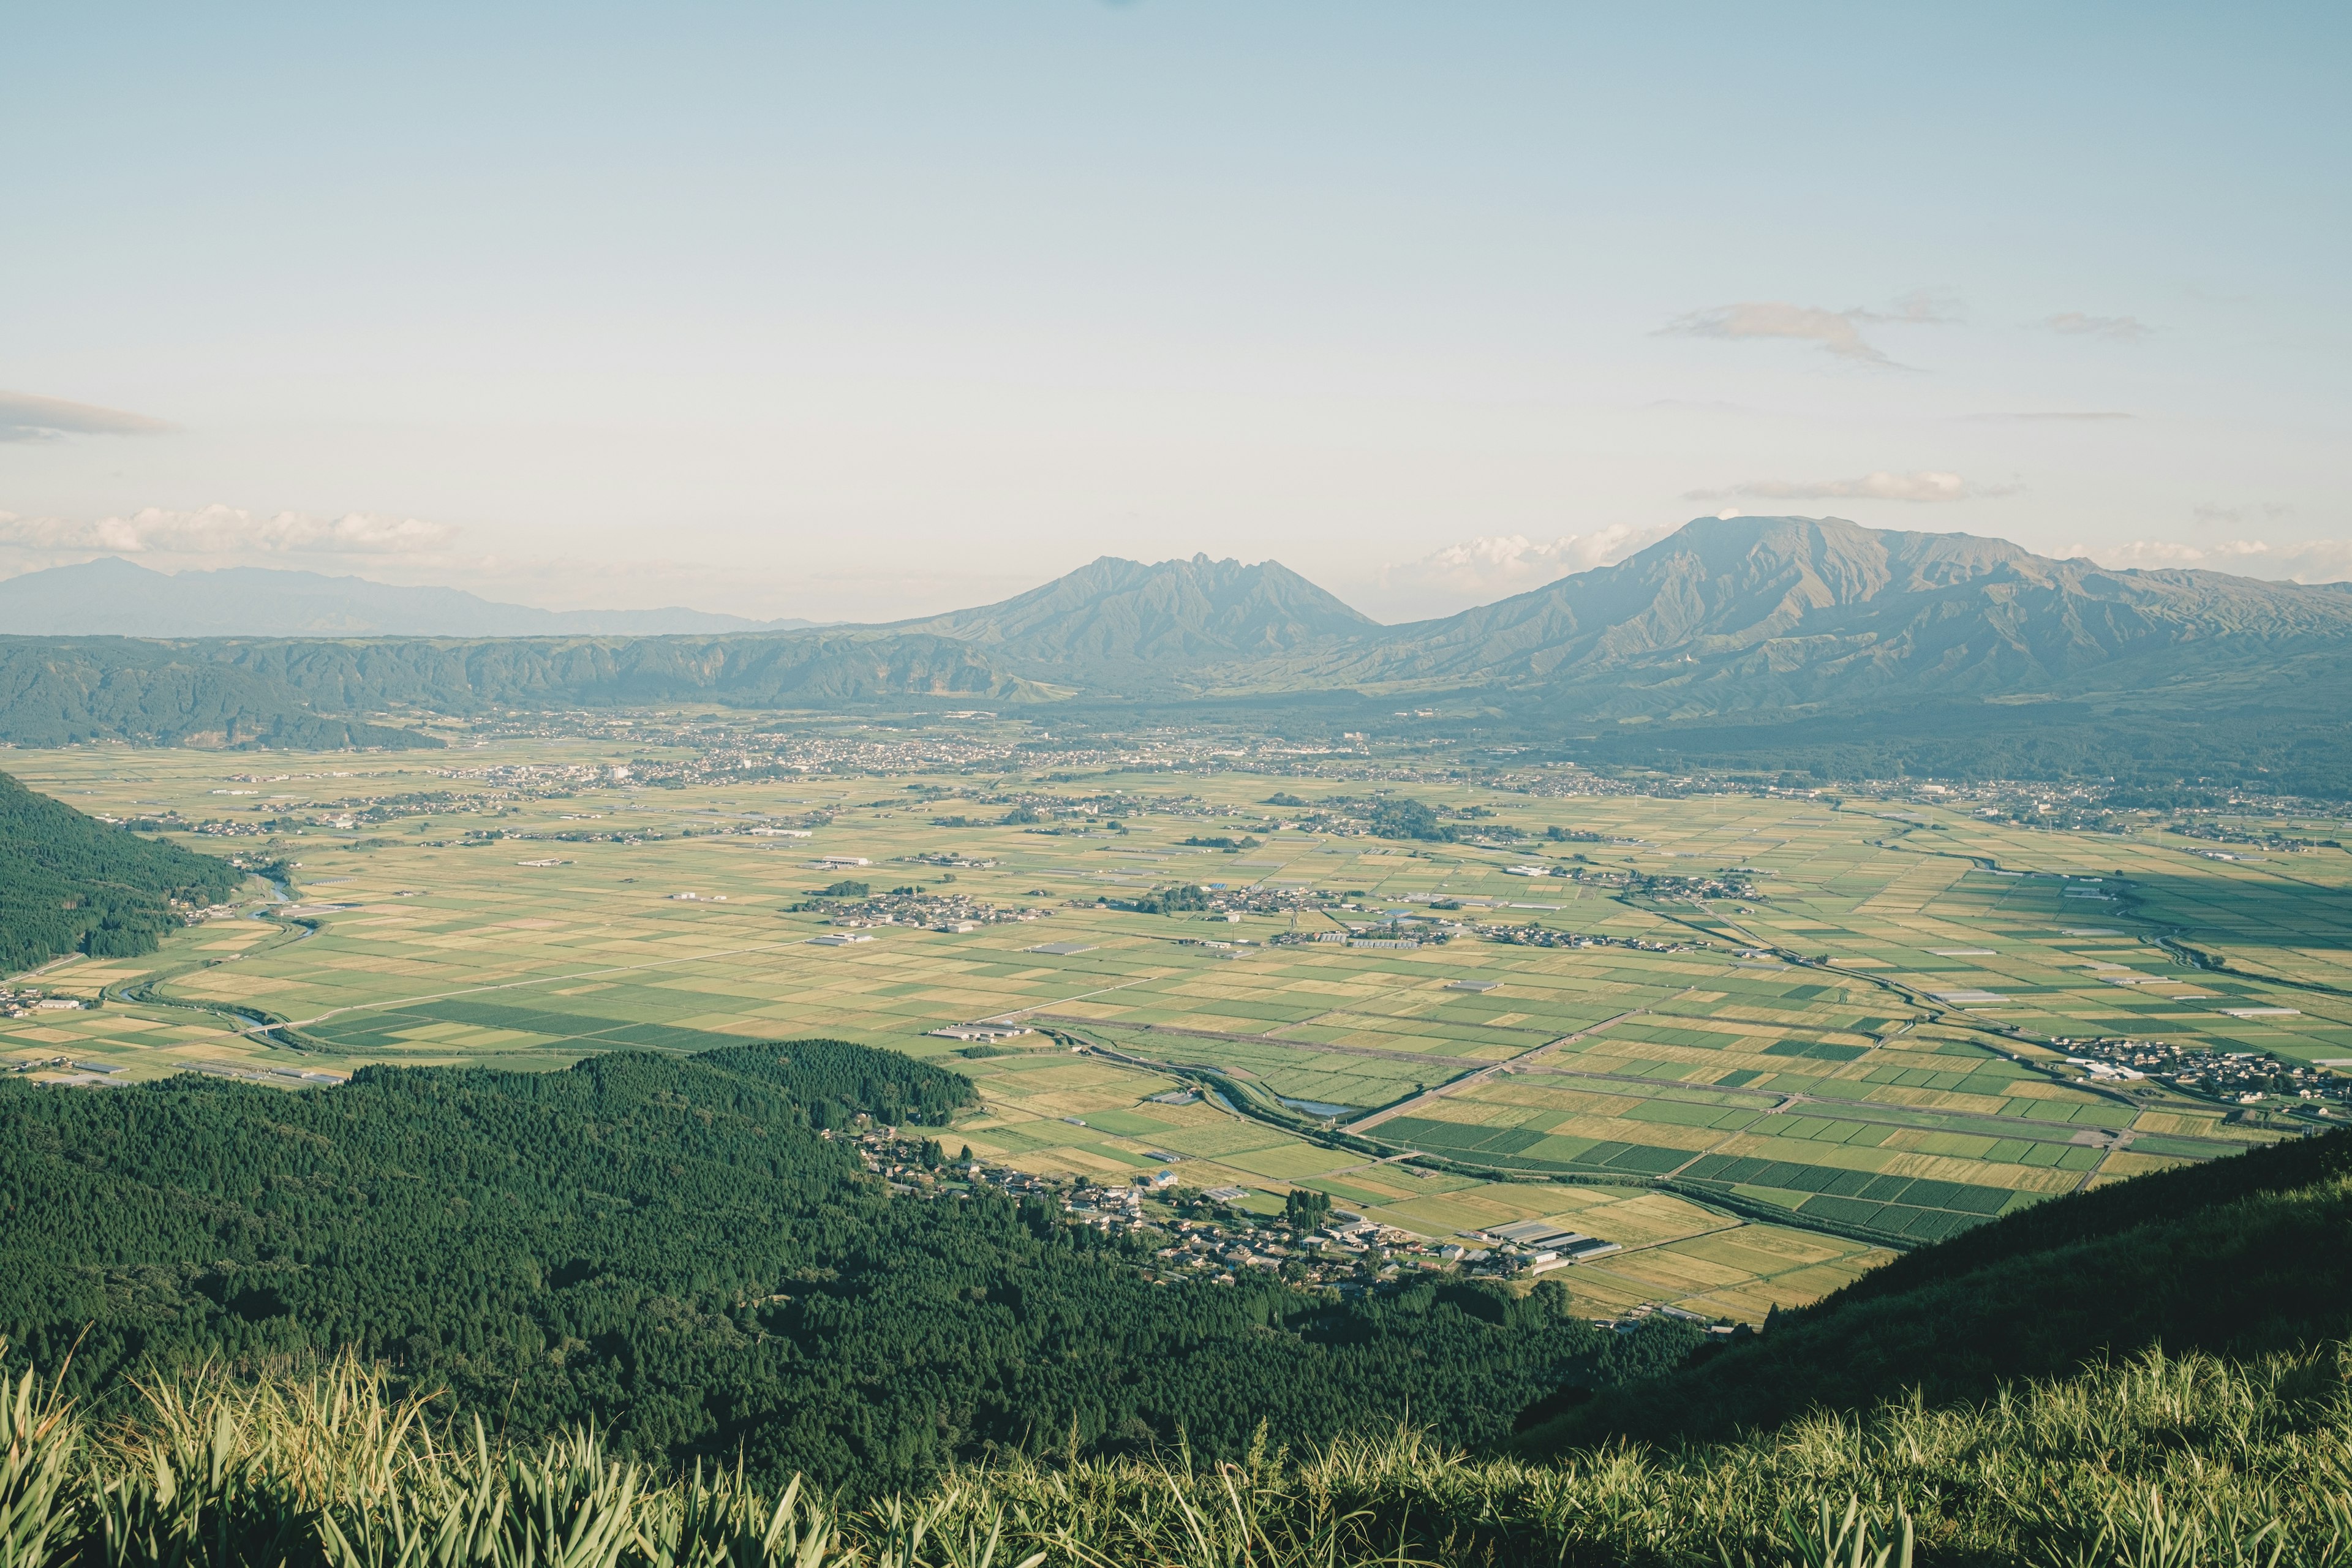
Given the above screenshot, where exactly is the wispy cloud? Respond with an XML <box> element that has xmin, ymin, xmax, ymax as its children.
<box><xmin>2079</xmin><ymin>535</ymin><xmax>2351</xmax><ymax>584</ymax></box>
<box><xmin>0</xmin><ymin>504</ymin><xmax>456</xmax><ymax>556</ymax></box>
<box><xmin>1962</xmin><ymin>410</ymin><xmax>2133</xmax><ymax>422</ymax></box>
<box><xmin>0</xmin><ymin>390</ymin><xmax>178</xmax><ymax>442</ymax></box>
<box><xmin>2037</xmin><ymin>312</ymin><xmax>2151</xmax><ymax>342</ymax></box>
<box><xmin>2192</xmin><ymin>501</ymin><xmax>2293</xmax><ymax>527</ymax></box>
<box><xmin>1684</xmin><ymin>471</ymin><xmax>2017</xmax><ymax>504</ymax></box>
<box><xmin>1646</xmin><ymin>398</ymin><xmax>1758</xmax><ymax>415</ymax></box>
<box><xmin>1659</xmin><ymin>302</ymin><xmax>1882</xmax><ymax>364</ymax></box>
<box><xmin>1657</xmin><ymin>292</ymin><xmax>1959</xmax><ymax>369</ymax></box>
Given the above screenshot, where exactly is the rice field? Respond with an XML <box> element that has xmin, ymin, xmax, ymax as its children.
<box><xmin>7</xmin><ymin>739</ymin><xmax>2345</xmax><ymax>1325</ymax></box>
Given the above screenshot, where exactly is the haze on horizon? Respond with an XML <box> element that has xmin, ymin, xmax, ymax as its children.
<box><xmin>2</xmin><ymin>2</ymin><xmax>2346</xmax><ymax>625</ymax></box>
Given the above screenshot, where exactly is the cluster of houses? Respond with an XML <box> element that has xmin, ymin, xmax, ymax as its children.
<box><xmin>1482</xmin><ymin>924</ymin><xmax>1694</xmax><ymax>954</ymax></box>
<box><xmin>2052</xmin><ymin>1036</ymin><xmax>2349</xmax><ymax>1115</ymax></box>
<box><xmin>841</xmin><ymin>1125</ymin><xmax>1648</xmax><ymax>1294</ymax></box>
<box><xmin>812</xmin><ymin>887</ymin><xmax>1058</xmax><ymax>933</ymax></box>
<box><xmin>0</xmin><ymin>989</ymin><xmax>88</xmax><ymax>1019</ymax></box>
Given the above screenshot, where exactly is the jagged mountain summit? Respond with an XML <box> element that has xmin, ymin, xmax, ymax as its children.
<box><xmin>1248</xmin><ymin>515</ymin><xmax>2352</xmax><ymax>712</ymax></box>
<box><xmin>883</xmin><ymin>552</ymin><xmax>1379</xmax><ymax>669</ymax></box>
<box><xmin>0</xmin><ymin>557</ymin><xmax>816</xmax><ymax>638</ymax></box>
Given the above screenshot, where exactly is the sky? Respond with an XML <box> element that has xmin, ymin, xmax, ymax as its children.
<box><xmin>2</xmin><ymin>1</ymin><xmax>2347</xmax><ymax>624</ymax></box>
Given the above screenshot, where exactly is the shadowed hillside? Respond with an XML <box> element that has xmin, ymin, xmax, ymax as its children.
<box><xmin>1512</xmin><ymin>1126</ymin><xmax>2352</xmax><ymax>1455</ymax></box>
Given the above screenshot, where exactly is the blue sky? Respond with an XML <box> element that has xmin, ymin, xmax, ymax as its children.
<box><xmin>2</xmin><ymin>1</ymin><xmax>2345</xmax><ymax>620</ymax></box>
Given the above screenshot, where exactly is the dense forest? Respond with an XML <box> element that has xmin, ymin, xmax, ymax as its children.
<box><xmin>1515</xmin><ymin>1125</ymin><xmax>2352</xmax><ymax>1455</ymax></box>
<box><xmin>0</xmin><ymin>769</ymin><xmax>246</xmax><ymax>971</ymax></box>
<box><xmin>0</xmin><ymin>1040</ymin><xmax>1692</xmax><ymax>1496</ymax></box>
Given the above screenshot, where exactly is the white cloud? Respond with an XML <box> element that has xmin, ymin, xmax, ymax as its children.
<box><xmin>2037</xmin><ymin>312</ymin><xmax>2151</xmax><ymax>342</ymax></box>
<box><xmin>0</xmin><ymin>390</ymin><xmax>177</xmax><ymax>441</ymax></box>
<box><xmin>1657</xmin><ymin>293</ymin><xmax>1959</xmax><ymax>368</ymax></box>
<box><xmin>0</xmin><ymin>503</ymin><xmax>457</xmax><ymax>556</ymax></box>
<box><xmin>2078</xmin><ymin>536</ymin><xmax>2352</xmax><ymax>584</ymax></box>
<box><xmin>1378</xmin><ymin>523</ymin><xmax>1676</xmax><ymax>605</ymax></box>
<box><xmin>1684</xmin><ymin>471</ymin><xmax>2018</xmax><ymax>503</ymax></box>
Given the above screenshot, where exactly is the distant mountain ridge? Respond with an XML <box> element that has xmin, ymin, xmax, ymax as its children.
<box><xmin>0</xmin><ymin>557</ymin><xmax>817</xmax><ymax>638</ymax></box>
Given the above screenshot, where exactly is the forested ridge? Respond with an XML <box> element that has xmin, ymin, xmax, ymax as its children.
<box><xmin>0</xmin><ymin>769</ymin><xmax>245</xmax><ymax>971</ymax></box>
<box><xmin>0</xmin><ymin>631</ymin><xmax>1017</xmax><ymax>747</ymax></box>
<box><xmin>0</xmin><ymin>1040</ymin><xmax>1688</xmax><ymax>1496</ymax></box>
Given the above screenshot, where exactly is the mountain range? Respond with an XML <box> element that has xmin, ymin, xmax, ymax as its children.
<box><xmin>3</xmin><ymin>516</ymin><xmax>2349</xmax><ymax>786</ymax></box>
<box><xmin>0</xmin><ymin>557</ymin><xmax>816</xmax><ymax>638</ymax></box>
<box><xmin>1254</xmin><ymin>515</ymin><xmax>2352</xmax><ymax>712</ymax></box>
<box><xmin>865</xmin><ymin>514</ymin><xmax>2352</xmax><ymax>718</ymax></box>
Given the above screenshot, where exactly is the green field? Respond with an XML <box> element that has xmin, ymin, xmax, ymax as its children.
<box><xmin>8</xmin><ymin>739</ymin><xmax>2345</xmax><ymax>1325</ymax></box>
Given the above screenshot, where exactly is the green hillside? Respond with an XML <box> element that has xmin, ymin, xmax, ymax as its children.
<box><xmin>0</xmin><ymin>639</ymin><xmax>442</xmax><ymax>749</ymax></box>
<box><xmin>0</xmin><ymin>1041</ymin><xmax>1687</xmax><ymax>1496</ymax></box>
<box><xmin>0</xmin><ymin>631</ymin><xmax>1032</xmax><ymax>747</ymax></box>
<box><xmin>1513</xmin><ymin>1126</ymin><xmax>2352</xmax><ymax>1455</ymax></box>
<box><xmin>0</xmin><ymin>771</ymin><xmax>244</xmax><ymax>971</ymax></box>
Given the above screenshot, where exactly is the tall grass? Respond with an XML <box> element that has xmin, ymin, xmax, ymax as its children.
<box><xmin>4</xmin><ymin>1340</ymin><xmax>2347</xmax><ymax>1566</ymax></box>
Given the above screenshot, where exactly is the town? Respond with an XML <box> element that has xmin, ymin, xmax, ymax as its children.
<box><xmin>2054</xmin><ymin>1035</ymin><xmax>2351</xmax><ymax>1118</ymax></box>
<box><xmin>840</xmin><ymin>1123</ymin><xmax>1698</xmax><ymax>1317</ymax></box>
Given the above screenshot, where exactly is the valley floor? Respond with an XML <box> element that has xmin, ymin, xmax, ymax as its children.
<box><xmin>7</xmin><ymin>736</ymin><xmax>2345</xmax><ymax>1325</ymax></box>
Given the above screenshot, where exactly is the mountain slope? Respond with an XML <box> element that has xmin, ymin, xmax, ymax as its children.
<box><xmin>888</xmin><ymin>553</ymin><xmax>1378</xmax><ymax>669</ymax></box>
<box><xmin>0</xmin><ymin>558</ymin><xmax>815</xmax><ymax>637</ymax></box>
<box><xmin>1261</xmin><ymin>516</ymin><xmax>2352</xmax><ymax>712</ymax></box>
<box><xmin>0</xmin><ymin>769</ymin><xmax>244</xmax><ymax>970</ymax></box>
<box><xmin>1512</xmin><ymin>1126</ymin><xmax>2352</xmax><ymax>1455</ymax></box>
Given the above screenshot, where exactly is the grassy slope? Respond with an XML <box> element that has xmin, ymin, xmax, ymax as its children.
<box><xmin>6</xmin><ymin>1330</ymin><xmax>2348</xmax><ymax>1567</ymax></box>
<box><xmin>1514</xmin><ymin>1126</ymin><xmax>2352</xmax><ymax>1455</ymax></box>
